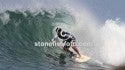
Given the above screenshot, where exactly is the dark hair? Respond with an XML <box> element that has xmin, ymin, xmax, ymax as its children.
<box><xmin>58</xmin><ymin>28</ymin><xmax>62</xmax><ymax>32</ymax></box>
<box><xmin>56</xmin><ymin>28</ymin><xmax>62</xmax><ymax>32</ymax></box>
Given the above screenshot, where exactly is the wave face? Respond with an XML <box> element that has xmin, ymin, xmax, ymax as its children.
<box><xmin>0</xmin><ymin>2</ymin><xmax>125</xmax><ymax>69</ymax></box>
<box><xmin>0</xmin><ymin>10</ymin><xmax>75</xmax><ymax>70</ymax></box>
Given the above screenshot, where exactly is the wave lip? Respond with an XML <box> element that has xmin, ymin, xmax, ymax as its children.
<box><xmin>0</xmin><ymin>10</ymin><xmax>76</xmax><ymax>70</ymax></box>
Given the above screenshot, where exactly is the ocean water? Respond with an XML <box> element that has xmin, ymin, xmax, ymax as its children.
<box><xmin>0</xmin><ymin>0</ymin><xmax>125</xmax><ymax>70</ymax></box>
<box><xmin>0</xmin><ymin>10</ymin><xmax>115</xmax><ymax>70</ymax></box>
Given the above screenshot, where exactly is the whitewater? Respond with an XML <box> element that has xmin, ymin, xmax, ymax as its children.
<box><xmin>0</xmin><ymin>0</ymin><xmax>125</xmax><ymax>70</ymax></box>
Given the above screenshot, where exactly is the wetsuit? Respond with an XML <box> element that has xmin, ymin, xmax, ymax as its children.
<box><xmin>52</xmin><ymin>31</ymin><xmax>75</xmax><ymax>48</ymax></box>
<box><xmin>57</xmin><ymin>31</ymin><xmax>76</xmax><ymax>48</ymax></box>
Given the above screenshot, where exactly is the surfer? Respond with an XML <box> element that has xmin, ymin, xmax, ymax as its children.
<box><xmin>51</xmin><ymin>27</ymin><xmax>81</xmax><ymax>58</ymax></box>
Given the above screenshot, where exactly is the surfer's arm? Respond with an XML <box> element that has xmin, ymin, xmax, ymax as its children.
<box><xmin>62</xmin><ymin>40</ymin><xmax>66</xmax><ymax>43</ymax></box>
<box><xmin>51</xmin><ymin>34</ymin><xmax>58</xmax><ymax>42</ymax></box>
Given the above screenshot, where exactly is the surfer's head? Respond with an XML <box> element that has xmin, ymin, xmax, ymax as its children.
<box><xmin>56</xmin><ymin>27</ymin><xmax>62</xmax><ymax>33</ymax></box>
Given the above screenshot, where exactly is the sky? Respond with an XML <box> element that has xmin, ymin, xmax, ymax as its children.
<box><xmin>80</xmin><ymin>0</ymin><xmax>125</xmax><ymax>22</ymax></box>
<box><xmin>0</xmin><ymin>0</ymin><xmax>125</xmax><ymax>22</ymax></box>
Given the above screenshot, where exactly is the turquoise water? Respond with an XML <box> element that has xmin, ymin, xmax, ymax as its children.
<box><xmin>0</xmin><ymin>10</ymin><xmax>113</xmax><ymax>70</ymax></box>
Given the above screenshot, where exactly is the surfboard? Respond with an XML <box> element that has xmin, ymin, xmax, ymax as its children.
<box><xmin>73</xmin><ymin>54</ymin><xmax>90</xmax><ymax>63</ymax></box>
<box><xmin>59</xmin><ymin>53</ymin><xmax>90</xmax><ymax>63</ymax></box>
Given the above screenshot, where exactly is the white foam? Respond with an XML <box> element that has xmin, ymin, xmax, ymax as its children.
<box><xmin>1</xmin><ymin>0</ymin><xmax>125</xmax><ymax>66</ymax></box>
<box><xmin>54</xmin><ymin>4</ymin><xmax>125</xmax><ymax>66</ymax></box>
<box><xmin>100</xmin><ymin>19</ymin><xmax>125</xmax><ymax>66</ymax></box>
<box><xmin>0</xmin><ymin>13</ymin><xmax>10</xmax><ymax>25</ymax></box>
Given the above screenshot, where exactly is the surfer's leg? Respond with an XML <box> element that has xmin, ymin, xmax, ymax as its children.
<box><xmin>63</xmin><ymin>41</ymin><xmax>74</xmax><ymax>58</ymax></box>
<box><xmin>63</xmin><ymin>46</ymin><xmax>73</xmax><ymax>58</ymax></box>
<box><xmin>63</xmin><ymin>39</ymin><xmax>72</xmax><ymax>53</ymax></box>
<box><xmin>71</xmin><ymin>38</ymin><xmax>81</xmax><ymax>58</ymax></box>
<box><xmin>63</xmin><ymin>47</ymin><xmax>71</xmax><ymax>53</ymax></box>
<box><xmin>63</xmin><ymin>45</ymin><xmax>73</xmax><ymax>54</ymax></box>
<box><xmin>72</xmin><ymin>43</ymin><xmax>81</xmax><ymax>58</ymax></box>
